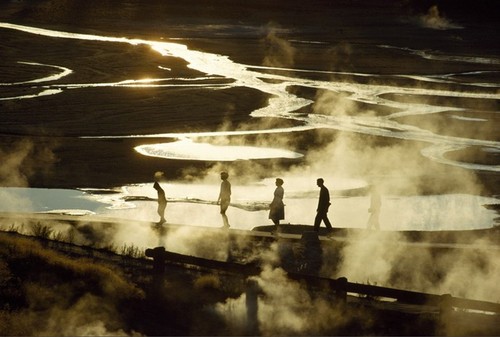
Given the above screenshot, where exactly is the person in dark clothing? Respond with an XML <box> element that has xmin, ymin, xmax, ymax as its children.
<box><xmin>153</xmin><ymin>171</ymin><xmax>167</xmax><ymax>225</ymax></box>
<box><xmin>217</xmin><ymin>171</ymin><xmax>231</xmax><ymax>227</ymax></box>
<box><xmin>269</xmin><ymin>178</ymin><xmax>285</xmax><ymax>228</ymax></box>
<box><xmin>314</xmin><ymin>178</ymin><xmax>333</xmax><ymax>233</ymax></box>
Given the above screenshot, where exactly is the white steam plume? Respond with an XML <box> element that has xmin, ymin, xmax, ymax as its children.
<box><xmin>419</xmin><ymin>5</ymin><xmax>463</xmax><ymax>30</ymax></box>
<box><xmin>262</xmin><ymin>23</ymin><xmax>296</xmax><ymax>68</ymax></box>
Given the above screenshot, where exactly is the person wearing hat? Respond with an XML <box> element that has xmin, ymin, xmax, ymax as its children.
<box><xmin>217</xmin><ymin>171</ymin><xmax>231</xmax><ymax>227</ymax></box>
<box><xmin>269</xmin><ymin>178</ymin><xmax>285</xmax><ymax>230</ymax></box>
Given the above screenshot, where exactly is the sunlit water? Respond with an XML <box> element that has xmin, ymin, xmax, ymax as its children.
<box><xmin>1</xmin><ymin>22</ymin><xmax>499</xmax><ymax>169</ymax></box>
<box><xmin>0</xmin><ymin>23</ymin><xmax>499</xmax><ymax>236</ymax></box>
<box><xmin>135</xmin><ymin>138</ymin><xmax>303</xmax><ymax>161</ymax></box>
<box><xmin>0</xmin><ymin>183</ymin><xmax>498</xmax><ymax>233</ymax></box>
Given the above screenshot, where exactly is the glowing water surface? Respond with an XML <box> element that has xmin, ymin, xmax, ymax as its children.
<box><xmin>1</xmin><ymin>23</ymin><xmax>499</xmax><ymax>236</ymax></box>
<box><xmin>135</xmin><ymin>139</ymin><xmax>303</xmax><ymax>161</ymax></box>
<box><xmin>1</xmin><ymin>22</ymin><xmax>499</xmax><ymax>168</ymax></box>
<box><xmin>0</xmin><ymin>187</ymin><xmax>109</xmax><ymax>215</ymax></box>
<box><xmin>97</xmin><ymin>181</ymin><xmax>500</xmax><ymax>232</ymax></box>
<box><xmin>1</xmin><ymin>182</ymin><xmax>497</xmax><ymax>233</ymax></box>
<box><xmin>0</xmin><ymin>61</ymin><xmax>72</xmax><ymax>85</ymax></box>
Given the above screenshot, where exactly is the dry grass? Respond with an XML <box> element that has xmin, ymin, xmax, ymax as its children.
<box><xmin>1</xmin><ymin>234</ymin><xmax>144</xmax><ymax>298</ymax></box>
<box><xmin>0</xmin><ymin>233</ymin><xmax>144</xmax><ymax>335</ymax></box>
<box><xmin>119</xmin><ymin>243</ymin><xmax>145</xmax><ymax>259</ymax></box>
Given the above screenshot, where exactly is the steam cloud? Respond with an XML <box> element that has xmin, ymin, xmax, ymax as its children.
<box><xmin>262</xmin><ymin>23</ymin><xmax>296</xmax><ymax>68</ymax></box>
<box><xmin>32</xmin><ymin>294</ymin><xmax>140</xmax><ymax>336</ymax></box>
<box><xmin>419</xmin><ymin>5</ymin><xmax>463</xmax><ymax>30</ymax></box>
<box><xmin>1</xmin><ymin>139</ymin><xmax>36</xmax><ymax>187</ymax></box>
<box><xmin>1</xmin><ymin>13</ymin><xmax>496</xmax><ymax>336</ymax></box>
<box><xmin>215</xmin><ymin>252</ymin><xmax>352</xmax><ymax>336</ymax></box>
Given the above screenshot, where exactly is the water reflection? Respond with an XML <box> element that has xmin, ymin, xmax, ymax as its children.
<box><xmin>0</xmin><ymin>185</ymin><xmax>497</xmax><ymax>232</ymax></box>
<box><xmin>135</xmin><ymin>138</ymin><xmax>303</xmax><ymax>161</ymax></box>
<box><xmin>0</xmin><ymin>88</ymin><xmax>63</xmax><ymax>101</ymax></box>
<box><xmin>1</xmin><ymin>22</ymin><xmax>499</xmax><ymax>170</ymax></box>
<box><xmin>0</xmin><ymin>187</ymin><xmax>109</xmax><ymax>214</ymax></box>
<box><xmin>0</xmin><ymin>61</ymin><xmax>72</xmax><ymax>85</ymax></box>
<box><xmin>1</xmin><ymin>23</ymin><xmax>500</xmax><ymax>236</ymax></box>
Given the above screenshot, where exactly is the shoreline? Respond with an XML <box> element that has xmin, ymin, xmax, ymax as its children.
<box><xmin>1</xmin><ymin>211</ymin><xmax>499</xmax><ymax>245</ymax></box>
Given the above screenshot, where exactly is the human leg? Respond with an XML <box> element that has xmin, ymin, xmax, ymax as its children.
<box><xmin>221</xmin><ymin>213</ymin><xmax>230</xmax><ymax>227</ymax></box>
<box><xmin>323</xmin><ymin>214</ymin><xmax>332</xmax><ymax>229</ymax></box>
<box><xmin>157</xmin><ymin>203</ymin><xmax>166</xmax><ymax>224</ymax></box>
<box><xmin>313</xmin><ymin>213</ymin><xmax>322</xmax><ymax>231</ymax></box>
<box><xmin>220</xmin><ymin>199</ymin><xmax>229</xmax><ymax>214</ymax></box>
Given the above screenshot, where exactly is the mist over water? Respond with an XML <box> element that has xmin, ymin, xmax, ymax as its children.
<box><xmin>1</xmin><ymin>22</ymin><xmax>499</xmax><ymax>170</ymax></box>
<box><xmin>0</xmin><ymin>22</ymin><xmax>499</xmax><ymax>231</ymax></box>
<box><xmin>0</xmin><ymin>13</ymin><xmax>499</xmax><ymax>335</ymax></box>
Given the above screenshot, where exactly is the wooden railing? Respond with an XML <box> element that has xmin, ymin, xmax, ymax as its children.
<box><xmin>146</xmin><ymin>246</ymin><xmax>500</xmax><ymax>314</ymax></box>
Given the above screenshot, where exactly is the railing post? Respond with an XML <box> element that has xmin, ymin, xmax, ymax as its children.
<box><xmin>439</xmin><ymin>293</ymin><xmax>452</xmax><ymax>315</ymax></box>
<box><xmin>336</xmin><ymin>277</ymin><xmax>348</xmax><ymax>304</ymax></box>
<box><xmin>145</xmin><ymin>246</ymin><xmax>167</xmax><ymax>276</ymax></box>
<box><xmin>438</xmin><ymin>293</ymin><xmax>453</xmax><ymax>334</ymax></box>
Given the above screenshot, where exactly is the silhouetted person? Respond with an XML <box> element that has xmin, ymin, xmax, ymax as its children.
<box><xmin>217</xmin><ymin>171</ymin><xmax>231</xmax><ymax>228</ymax></box>
<box><xmin>269</xmin><ymin>178</ymin><xmax>285</xmax><ymax>230</ymax></box>
<box><xmin>367</xmin><ymin>185</ymin><xmax>381</xmax><ymax>230</ymax></box>
<box><xmin>153</xmin><ymin>171</ymin><xmax>167</xmax><ymax>225</ymax></box>
<box><xmin>314</xmin><ymin>178</ymin><xmax>333</xmax><ymax>233</ymax></box>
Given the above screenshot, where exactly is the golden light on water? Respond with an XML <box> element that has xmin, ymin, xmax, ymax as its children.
<box><xmin>1</xmin><ymin>2</ymin><xmax>500</xmax><ymax>334</ymax></box>
<box><xmin>1</xmin><ymin>22</ymin><xmax>499</xmax><ymax>172</ymax></box>
<box><xmin>134</xmin><ymin>139</ymin><xmax>303</xmax><ymax>161</ymax></box>
<box><xmin>1</xmin><ymin>21</ymin><xmax>499</xmax><ymax>231</ymax></box>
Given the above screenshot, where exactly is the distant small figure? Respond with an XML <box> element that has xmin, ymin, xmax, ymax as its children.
<box><xmin>153</xmin><ymin>171</ymin><xmax>167</xmax><ymax>225</ymax></box>
<box><xmin>217</xmin><ymin>171</ymin><xmax>231</xmax><ymax>228</ymax></box>
<box><xmin>269</xmin><ymin>178</ymin><xmax>285</xmax><ymax>229</ymax></box>
<box><xmin>314</xmin><ymin>178</ymin><xmax>333</xmax><ymax>233</ymax></box>
<box><xmin>367</xmin><ymin>185</ymin><xmax>381</xmax><ymax>230</ymax></box>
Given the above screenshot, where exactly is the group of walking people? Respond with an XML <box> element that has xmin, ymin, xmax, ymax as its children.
<box><xmin>154</xmin><ymin>170</ymin><xmax>380</xmax><ymax>232</ymax></box>
<box><xmin>267</xmin><ymin>177</ymin><xmax>334</xmax><ymax>232</ymax></box>
<box><xmin>216</xmin><ymin>172</ymin><xmax>335</xmax><ymax>233</ymax></box>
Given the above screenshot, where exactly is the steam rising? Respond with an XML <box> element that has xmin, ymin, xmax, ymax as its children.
<box><xmin>32</xmin><ymin>294</ymin><xmax>139</xmax><ymax>336</ymax></box>
<box><xmin>419</xmin><ymin>5</ymin><xmax>463</xmax><ymax>30</ymax></box>
<box><xmin>0</xmin><ymin>139</ymin><xmax>56</xmax><ymax>187</ymax></box>
<box><xmin>336</xmin><ymin>230</ymin><xmax>500</xmax><ymax>302</ymax></box>
<box><xmin>262</xmin><ymin>24</ymin><xmax>296</xmax><ymax>68</ymax></box>
<box><xmin>0</xmin><ymin>17</ymin><xmax>499</xmax><ymax>335</ymax></box>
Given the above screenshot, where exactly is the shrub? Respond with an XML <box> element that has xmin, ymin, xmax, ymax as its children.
<box><xmin>30</xmin><ymin>222</ymin><xmax>52</xmax><ymax>239</ymax></box>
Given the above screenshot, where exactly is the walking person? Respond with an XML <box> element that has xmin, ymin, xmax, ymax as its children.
<box><xmin>269</xmin><ymin>178</ymin><xmax>285</xmax><ymax>231</ymax></box>
<box><xmin>367</xmin><ymin>185</ymin><xmax>381</xmax><ymax>230</ymax></box>
<box><xmin>314</xmin><ymin>178</ymin><xmax>333</xmax><ymax>234</ymax></box>
<box><xmin>217</xmin><ymin>171</ymin><xmax>231</xmax><ymax>228</ymax></box>
<box><xmin>153</xmin><ymin>171</ymin><xmax>167</xmax><ymax>225</ymax></box>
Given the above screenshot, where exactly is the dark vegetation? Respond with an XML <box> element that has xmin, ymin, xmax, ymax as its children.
<box><xmin>0</xmin><ymin>229</ymin><xmax>244</xmax><ymax>336</ymax></box>
<box><xmin>1</xmin><ymin>222</ymin><xmax>499</xmax><ymax>336</ymax></box>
